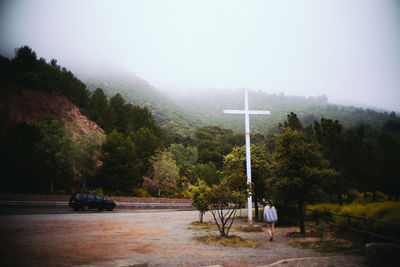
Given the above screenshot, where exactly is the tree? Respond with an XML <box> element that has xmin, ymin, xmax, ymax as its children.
<box><xmin>195</xmin><ymin>126</ymin><xmax>243</xmax><ymax>168</ymax></box>
<box><xmin>131</xmin><ymin>127</ymin><xmax>163</xmax><ymax>185</ymax></box>
<box><xmin>74</xmin><ymin>130</ymin><xmax>104</xmax><ymax>190</ymax></box>
<box><xmin>193</xmin><ymin>162</ymin><xmax>219</xmax><ymax>186</ymax></box>
<box><xmin>280</xmin><ymin>112</ymin><xmax>303</xmax><ymax>130</ymax></box>
<box><xmin>205</xmin><ymin>179</ymin><xmax>246</xmax><ymax>237</ymax></box>
<box><xmin>221</xmin><ymin>144</ymin><xmax>270</xmax><ymax>221</ymax></box>
<box><xmin>149</xmin><ymin>150</ymin><xmax>180</xmax><ymax>195</ymax></box>
<box><xmin>34</xmin><ymin>119</ymin><xmax>76</xmax><ymax>193</ymax></box>
<box><xmin>191</xmin><ymin>180</ymin><xmax>210</xmax><ymax>223</ymax></box>
<box><xmin>96</xmin><ymin>130</ymin><xmax>141</xmax><ymax>193</ymax></box>
<box><xmin>109</xmin><ymin>93</ymin><xmax>126</xmax><ymax>132</ymax></box>
<box><xmin>14</xmin><ymin>46</ymin><xmax>37</xmax><ymax>70</ymax></box>
<box><xmin>168</xmin><ymin>143</ymin><xmax>198</xmax><ymax>181</ymax></box>
<box><xmin>376</xmin><ymin>133</ymin><xmax>400</xmax><ymax>200</ymax></box>
<box><xmin>313</xmin><ymin>118</ymin><xmax>345</xmax><ymax>204</ymax></box>
<box><xmin>270</xmin><ymin>127</ymin><xmax>336</xmax><ymax>233</ymax></box>
<box><xmin>88</xmin><ymin>88</ymin><xmax>108</xmax><ymax>122</ymax></box>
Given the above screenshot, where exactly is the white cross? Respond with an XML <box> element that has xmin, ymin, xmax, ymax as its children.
<box><xmin>223</xmin><ymin>88</ymin><xmax>271</xmax><ymax>223</ymax></box>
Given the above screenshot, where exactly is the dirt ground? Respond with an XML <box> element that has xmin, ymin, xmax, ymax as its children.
<box><xmin>0</xmin><ymin>210</ymin><xmax>366</xmax><ymax>267</ymax></box>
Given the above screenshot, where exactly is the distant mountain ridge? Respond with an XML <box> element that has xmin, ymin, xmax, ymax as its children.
<box><xmin>72</xmin><ymin>65</ymin><xmax>394</xmax><ymax>136</ymax></box>
<box><xmin>169</xmin><ymin>89</ymin><xmax>393</xmax><ymax>133</ymax></box>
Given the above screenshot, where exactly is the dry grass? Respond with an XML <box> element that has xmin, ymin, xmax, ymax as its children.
<box><xmin>289</xmin><ymin>239</ymin><xmax>359</xmax><ymax>252</ymax></box>
<box><xmin>188</xmin><ymin>221</ymin><xmax>219</xmax><ymax>232</ymax></box>
<box><xmin>196</xmin><ymin>235</ymin><xmax>261</xmax><ymax>248</ymax></box>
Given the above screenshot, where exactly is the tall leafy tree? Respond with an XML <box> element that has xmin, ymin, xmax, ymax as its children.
<box><xmin>221</xmin><ymin>144</ymin><xmax>271</xmax><ymax>220</ymax></box>
<box><xmin>109</xmin><ymin>93</ymin><xmax>126</xmax><ymax>132</ymax></box>
<box><xmin>130</xmin><ymin>127</ymin><xmax>163</xmax><ymax>185</ymax></box>
<box><xmin>168</xmin><ymin>143</ymin><xmax>198</xmax><ymax>181</ymax></box>
<box><xmin>270</xmin><ymin>127</ymin><xmax>336</xmax><ymax>233</ymax></box>
<box><xmin>195</xmin><ymin>126</ymin><xmax>243</xmax><ymax>168</ymax></box>
<box><xmin>96</xmin><ymin>130</ymin><xmax>141</xmax><ymax>193</ymax></box>
<box><xmin>88</xmin><ymin>88</ymin><xmax>108</xmax><ymax>122</ymax></box>
<box><xmin>193</xmin><ymin>162</ymin><xmax>219</xmax><ymax>186</ymax></box>
<box><xmin>34</xmin><ymin>119</ymin><xmax>76</xmax><ymax>193</ymax></box>
<box><xmin>376</xmin><ymin>133</ymin><xmax>400</xmax><ymax>200</ymax></box>
<box><xmin>313</xmin><ymin>118</ymin><xmax>345</xmax><ymax>204</ymax></box>
<box><xmin>149</xmin><ymin>150</ymin><xmax>180</xmax><ymax>195</ymax></box>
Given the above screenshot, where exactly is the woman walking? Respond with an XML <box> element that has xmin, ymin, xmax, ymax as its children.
<box><xmin>263</xmin><ymin>200</ymin><xmax>278</xmax><ymax>241</ymax></box>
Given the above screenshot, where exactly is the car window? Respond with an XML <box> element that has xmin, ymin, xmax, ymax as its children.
<box><xmin>88</xmin><ymin>194</ymin><xmax>95</xmax><ymax>200</ymax></box>
<box><xmin>81</xmin><ymin>193</ymin><xmax>88</xmax><ymax>199</ymax></box>
<box><xmin>95</xmin><ymin>194</ymin><xmax>103</xmax><ymax>200</ymax></box>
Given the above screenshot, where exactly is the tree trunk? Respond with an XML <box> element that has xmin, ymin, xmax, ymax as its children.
<box><xmin>199</xmin><ymin>212</ymin><xmax>203</xmax><ymax>223</ymax></box>
<box><xmin>298</xmin><ymin>202</ymin><xmax>305</xmax><ymax>234</ymax></box>
<box><xmin>254</xmin><ymin>197</ymin><xmax>259</xmax><ymax>221</ymax></box>
<box><xmin>337</xmin><ymin>192</ymin><xmax>343</xmax><ymax>206</ymax></box>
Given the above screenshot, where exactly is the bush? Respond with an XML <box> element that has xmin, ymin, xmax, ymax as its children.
<box><xmin>307</xmin><ymin>201</ymin><xmax>400</xmax><ymax>238</ymax></box>
<box><xmin>132</xmin><ymin>188</ymin><xmax>152</xmax><ymax>197</ymax></box>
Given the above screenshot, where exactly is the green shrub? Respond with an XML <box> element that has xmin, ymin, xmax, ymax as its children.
<box><xmin>132</xmin><ymin>188</ymin><xmax>152</xmax><ymax>197</ymax></box>
<box><xmin>308</xmin><ymin>201</ymin><xmax>400</xmax><ymax>238</ymax></box>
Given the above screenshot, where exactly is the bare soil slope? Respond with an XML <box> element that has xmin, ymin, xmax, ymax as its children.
<box><xmin>0</xmin><ymin>86</ymin><xmax>104</xmax><ymax>136</ymax></box>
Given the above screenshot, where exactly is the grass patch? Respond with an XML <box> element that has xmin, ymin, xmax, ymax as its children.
<box><xmin>289</xmin><ymin>239</ymin><xmax>361</xmax><ymax>253</ymax></box>
<box><xmin>287</xmin><ymin>231</ymin><xmax>322</xmax><ymax>238</ymax></box>
<box><xmin>188</xmin><ymin>221</ymin><xmax>218</xmax><ymax>232</ymax></box>
<box><xmin>196</xmin><ymin>235</ymin><xmax>261</xmax><ymax>248</ymax></box>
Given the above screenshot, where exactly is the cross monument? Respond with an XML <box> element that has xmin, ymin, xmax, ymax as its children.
<box><xmin>223</xmin><ymin>88</ymin><xmax>271</xmax><ymax>223</ymax></box>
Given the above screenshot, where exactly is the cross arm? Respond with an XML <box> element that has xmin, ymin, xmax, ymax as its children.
<box><xmin>223</xmin><ymin>109</ymin><xmax>245</xmax><ymax>114</ymax></box>
<box><xmin>248</xmin><ymin>110</ymin><xmax>271</xmax><ymax>115</ymax></box>
<box><xmin>223</xmin><ymin>110</ymin><xmax>271</xmax><ymax>115</ymax></box>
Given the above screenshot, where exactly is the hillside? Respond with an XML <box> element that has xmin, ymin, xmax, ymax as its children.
<box><xmin>0</xmin><ymin>85</ymin><xmax>105</xmax><ymax>137</ymax></box>
<box><xmin>165</xmin><ymin>89</ymin><xmax>395</xmax><ymax>134</ymax></box>
<box><xmin>75</xmin><ymin>67</ymin><xmax>198</xmax><ymax>138</ymax></box>
<box><xmin>79</xmin><ymin>67</ymin><xmax>393</xmax><ymax>135</ymax></box>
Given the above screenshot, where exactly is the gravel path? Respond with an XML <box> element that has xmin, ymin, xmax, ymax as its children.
<box><xmin>0</xmin><ymin>210</ymin><xmax>367</xmax><ymax>266</ymax></box>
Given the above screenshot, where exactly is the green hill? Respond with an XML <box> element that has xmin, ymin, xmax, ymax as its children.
<box><xmin>72</xmin><ymin>65</ymin><xmax>395</xmax><ymax>137</ymax></box>
<box><xmin>170</xmin><ymin>89</ymin><xmax>394</xmax><ymax>134</ymax></box>
<box><xmin>77</xmin><ymin>69</ymin><xmax>199</xmax><ymax>138</ymax></box>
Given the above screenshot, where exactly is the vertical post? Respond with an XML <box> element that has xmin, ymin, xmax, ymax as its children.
<box><xmin>244</xmin><ymin>88</ymin><xmax>252</xmax><ymax>224</ymax></box>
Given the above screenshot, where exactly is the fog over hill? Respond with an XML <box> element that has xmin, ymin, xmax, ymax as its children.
<box><xmin>1</xmin><ymin>0</ymin><xmax>400</xmax><ymax>112</ymax></box>
<box><xmin>64</xmin><ymin>62</ymin><xmax>394</xmax><ymax>135</ymax></box>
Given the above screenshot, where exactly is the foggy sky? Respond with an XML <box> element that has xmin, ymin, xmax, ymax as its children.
<box><xmin>1</xmin><ymin>0</ymin><xmax>400</xmax><ymax>111</ymax></box>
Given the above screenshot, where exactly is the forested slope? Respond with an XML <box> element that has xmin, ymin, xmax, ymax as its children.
<box><xmin>170</xmin><ymin>89</ymin><xmax>395</xmax><ymax>134</ymax></box>
<box><xmin>77</xmin><ymin>68</ymin><xmax>199</xmax><ymax>139</ymax></box>
<box><xmin>77</xmin><ymin>65</ymin><xmax>396</xmax><ymax>136</ymax></box>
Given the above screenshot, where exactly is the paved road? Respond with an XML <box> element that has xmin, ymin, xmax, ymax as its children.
<box><xmin>0</xmin><ymin>210</ymin><xmax>368</xmax><ymax>267</ymax></box>
<box><xmin>0</xmin><ymin>207</ymin><xmax>193</xmax><ymax>215</ymax></box>
<box><xmin>0</xmin><ymin>200</ymin><xmax>193</xmax><ymax>215</ymax></box>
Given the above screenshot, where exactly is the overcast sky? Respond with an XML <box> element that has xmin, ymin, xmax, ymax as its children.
<box><xmin>1</xmin><ymin>0</ymin><xmax>400</xmax><ymax>111</ymax></box>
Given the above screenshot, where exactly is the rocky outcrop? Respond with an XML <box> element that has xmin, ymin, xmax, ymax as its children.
<box><xmin>0</xmin><ymin>86</ymin><xmax>105</xmax><ymax>136</ymax></box>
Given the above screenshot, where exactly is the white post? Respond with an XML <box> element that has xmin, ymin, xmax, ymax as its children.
<box><xmin>244</xmin><ymin>88</ymin><xmax>253</xmax><ymax>224</ymax></box>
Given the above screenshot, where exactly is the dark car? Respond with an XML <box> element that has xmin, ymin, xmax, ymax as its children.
<box><xmin>69</xmin><ymin>193</ymin><xmax>116</xmax><ymax>211</ymax></box>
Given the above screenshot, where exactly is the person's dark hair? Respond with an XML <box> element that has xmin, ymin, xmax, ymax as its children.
<box><xmin>268</xmin><ymin>200</ymin><xmax>274</xmax><ymax>207</ymax></box>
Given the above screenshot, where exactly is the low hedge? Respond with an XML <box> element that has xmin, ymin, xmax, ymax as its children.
<box><xmin>307</xmin><ymin>201</ymin><xmax>400</xmax><ymax>239</ymax></box>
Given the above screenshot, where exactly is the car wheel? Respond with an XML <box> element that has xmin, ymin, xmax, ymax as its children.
<box><xmin>98</xmin><ymin>208</ymin><xmax>103</xmax><ymax>211</ymax></box>
<box><xmin>83</xmin><ymin>205</ymin><xmax>89</xmax><ymax>211</ymax></box>
<box><xmin>73</xmin><ymin>208</ymin><xmax>79</xmax><ymax>211</ymax></box>
<box><xmin>107</xmin><ymin>207</ymin><xmax>113</xmax><ymax>211</ymax></box>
